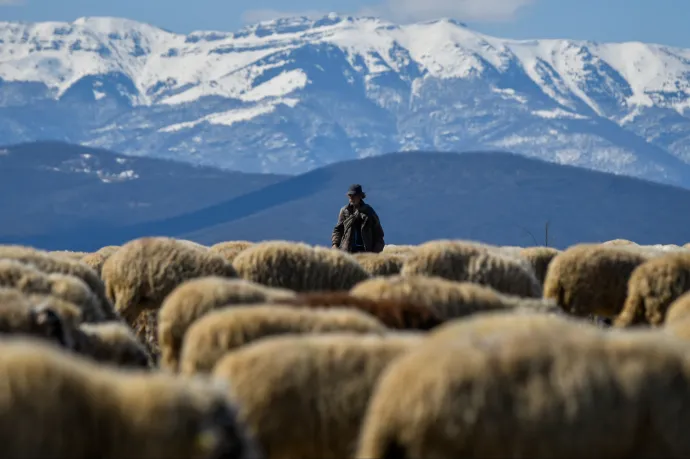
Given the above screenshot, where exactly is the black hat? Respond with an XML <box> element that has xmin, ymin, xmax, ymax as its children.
<box><xmin>347</xmin><ymin>184</ymin><xmax>364</xmax><ymax>196</ymax></box>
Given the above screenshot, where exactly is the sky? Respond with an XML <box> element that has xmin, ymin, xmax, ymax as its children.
<box><xmin>1</xmin><ymin>0</ymin><xmax>689</xmax><ymax>48</ymax></box>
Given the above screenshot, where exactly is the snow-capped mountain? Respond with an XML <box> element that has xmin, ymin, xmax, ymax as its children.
<box><xmin>2</xmin><ymin>14</ymin><xmax>690</xmax><ymax>186</ymax></box>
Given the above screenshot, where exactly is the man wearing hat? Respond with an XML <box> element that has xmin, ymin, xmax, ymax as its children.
<box><xmin>331</xmin><ymin>184</ymin><xmax>385</xmax><ymax>253</ymax></box>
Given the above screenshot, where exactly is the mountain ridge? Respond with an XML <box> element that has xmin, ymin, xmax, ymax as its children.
<box><xmin>0</xmin><ymin>140</ymin><xmax>287</xmax><ymax>238</ymax></box>
<box><xmin>7</xmin><ymin>149</ymin><xmax>690</xmax><ymax>252</ymax></box>
<box><xmin>2</xmin><ymin>14</ymin><xmax>690</xmax><ymax>185</ymax></box>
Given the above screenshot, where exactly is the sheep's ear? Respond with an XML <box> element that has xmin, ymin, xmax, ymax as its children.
<box><xmin>32</xmin><ymin>305</ymin><xmax>72</xmax><ymax>349</ymax></box>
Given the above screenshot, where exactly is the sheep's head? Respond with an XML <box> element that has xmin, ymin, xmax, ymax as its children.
<box><xmin>30</xmin><ymin>304</ymin><xmax>75</xmax><ymax>350</ymax></box>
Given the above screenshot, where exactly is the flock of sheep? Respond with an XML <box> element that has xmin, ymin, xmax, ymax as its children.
<box><xmin>3</xmin><ymin>236</ymin><xmax>690</xmax><ymax>457</ymax></box>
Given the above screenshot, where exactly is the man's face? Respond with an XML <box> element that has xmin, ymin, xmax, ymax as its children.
<box><xmin>348</xmin><ymin>193</ymin><xmax>361</xmax><ymax>205</ymax></box>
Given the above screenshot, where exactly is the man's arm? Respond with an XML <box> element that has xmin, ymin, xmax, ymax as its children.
<box><xmin>331</xmin><ymin>207</ymin><xmax>346</xmax><ymax>248</ymax></box>
<box><xmin>370</xmin><ymin>208</ymin><xmax>385</xmax><ymax>253</ymax></box>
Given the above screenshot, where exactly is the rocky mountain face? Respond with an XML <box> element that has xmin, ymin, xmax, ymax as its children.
<box><xmin>2</xmin><ymin>14</ymin><xmax>690</xmax><ymax>186</ymax></box>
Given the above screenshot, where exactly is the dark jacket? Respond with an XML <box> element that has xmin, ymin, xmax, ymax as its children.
<box><xmin>331</xmin><ymin>201</ymin><xmax>385</xmax><ymax>253</ymax></box>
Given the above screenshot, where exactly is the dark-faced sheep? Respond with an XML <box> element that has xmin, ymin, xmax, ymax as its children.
<box><xmin>352</xmin><ymin>253</ymin><xmax>405</xmax><ymax>276</ymax></box>
<box><xmin>179</xmin><ymin>304</ymin><xmax>389</xmax><ymax>374</ymax></box>
<box><xmin>271</xmin><ymin>291</ymin><xmax>443</xmax><ymax>330</ymax></box>
<box><xmin>231</xmin><ymin>240</ymin><xmax>370</xmax><ymax>292</ymax></box>
<box><xmin>0</xmin><ymin>259</ymin><xmax>107</xmax><ymax>323</ymax></box>
<box><xmin>22</xmin><ymin>296</ymin><xmax>82</xmax><ymax>329</ymax></box>
<box><xmin>0</xmin><ymin>245</ymin><xmax>116</xmax><ymax>320</ymax></box>
<box><xmin>212</xmin><ymin>332</ymin><xmax>422</xmax><ymax>459</ymax></box>
<box><xmin>72</xmin><ymin>322</ymin><xmax>152</xmax><ymax>369</ymax></box>
<box><xmin>543</xmin><ymin>244</ymin><xmax>650</xmax><ymax>319</ymax></box>
<box><xmin>0</xmin><ymin>337</ymin><xmax>260</xmax><ymax>459</ymax></box>
<box><xmin>400</xmin><ymin>239</ymin><xmax>542</xmax><ymax>298</ymax></box>
<box><xmin>350</xmin><ymin>275</ymin><xmax>557</xmax><ymax>321</ymax></box>
<box><xmin>157</xmin><ymin>276</ymin><xmax>297</xmax><ymax>372</ymax></box>
<box><xmin>100</xmin><ymin>237</ymin><xmax>238</xmax><ymax>324</ymax></box>
<box><xmin>356</xmin><ymin>318</ymin><xmax>690</xmax><ymax>459</ymax></box>
<box><xmin>0</xmin><ymin>297</ymin><xmax>74</xmax><ymax>349</ymax></box>
<box><xmin>0</xmin><ymin>286</ymin><xmax>83</xmax><ymax>325</ymax></box>
<box><xmin>615</xmin><ymin>252</ymin><xmax>690</xmax><ymax>327</ymax></box>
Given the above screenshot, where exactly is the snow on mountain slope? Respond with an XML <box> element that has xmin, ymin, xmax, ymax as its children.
<box><xmin>2</xmin><ymin>13</ymin><xmax>690</xmax><ymax>186</ymax></box>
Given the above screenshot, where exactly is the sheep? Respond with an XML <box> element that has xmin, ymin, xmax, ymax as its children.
<box><xmin>131</xmin><ymin>310</ymin><xmax>160</xmax><ymax>363</ymax></box>
<box><xmin>491</xmin><ymin>292</ymin><xmax>561</xmax><ymax>314</ymax></box>
<box><xmin>0</xmin><ymin>259</ymin><xmax>108</xmax><ymax>323</ymax></box>
<box><xmin>95</xmin><ymin>245</ymin><xmax>121</xmax><ymax>255</ymax></box>
<box><xmin>542</xmin><ymin>244</ymin><xmax>651</xmax><ymax>318</ymax></box>
<box><xmin>615</xmin><ymin>252</ymin><xmax>690</xmax><ymax>327</ymax></box>
<box><xmin>382</xmin><ymin>244</ymin><xmax>417</xmax><ymax>256</ymax></box>
<box><xmin>518</xmin><ymin>246</ymin><xmax>560</xmax><ymax>285</ymax></box>
<box><xmin>0</xmin><ymin>245</ymin><xmax>116</xmax><ymax>320</ymax></box>
<box><xmin>400</xmin><ymin>239</ymin><xmax>542</xmax><ymax>298</ymax></box>
<box><xmin>210</xmin><ymin>241</ymin><xmax>254</xmax><ymax>262</ymax></box>
<box><xmin>352</xmin><ymin>252</ymin><xmax>405</xmax><ymax>276</ymax></box>
<box><xmin>665</xmin><ymin>291</ymin><xmax>690</xmax><ymax>325</ymax></box>
<box><xmin>0</xmin><ymin>336</ymin><xmax>260</xmax><ymax>459</ymax></box>
<box><xmin>212</xmin><ymin>332</ymin><xmax>423</xmax><ymax>459</ymax></box>
<box><xmin>663</xmin><ymin>315</ymin><xmax>690</xmax><ymax>342</ymax></box>
<box><xmin>232</xmin><ymin>240</ymin><xmax>370</xmax><ymax>292</ymax></box>
<box><xmin>0</xmin><ymin>296</ymin><xmax>74</xmax><ymax>349</ymax></box>
<box><xmin>355</xmin><ymin>317</ymin><xmax>690</xmax><ymax>459</ymax></box>
<box><xmin>100</xmin><ymin>237</ymin><xmax>238</xmax><ymax>324</ymax></box>
<box><xmin>641</xmin><ymin>244</ymin><xmax>687</xmax><ymax>252</ymax></box>
<box><xmin>350</xmin><ymin>275</ymin><xmax>558</xmax><ymax>321</ymax></box>
<box><xmin>0</xmin><ymin>283</ymin><xmax>83</xmax><ymax>320</ymax></box>
<box><xmin>72</xmin><ymin>322</ymin><xmax>153</xmax><ymax>369</ymax></box>
<box><xmin>211</xmin><ymin>241</ymin><xmax>254</xmax><ymax>251</ymax></box>
<box><xmin>179</xmin><ymin>304</ymin><xmax>389</xmax><ymax>374</ymax></box>
<box><xmin>157</xmin><ymin>276</ymin><xmax>297</xmax><ymax>372</ymax></box>
<box><xmin>29</xmin><ymin>295</ymin><xmax>82</xmax><ymax>326</ymax></box>
<box><xmin>79</xmin><ymin>245</ymin><xmax>120</xmax><ymax>277</ymax></box>
<box><xmin>590</xmin><ymin>315</ymin><xmax>614</xmax><ymax>328</ymax></box>
<box><xmin>80</xmin><ymin>252</ymin><xmax>110</xmax><ymax>277</ymax></box>
<box><xmin>601</xmin><ymin>238</ymin><xmax>637</xmax><ymax>246</ymax></box>
<box><xmin>271</xmin><ymin>291</ymin><xmax>444</xmax><ymax>330</ymax></box>
<box><xmin>497</xmin><ymin>245</ymin><xmax>525</xmax><ymax>257</ymax></box>
<box><xmin>49</xmin><ymin>250</ymin><xmax>91</xmax><ymax>260</ymax></box>
<box><xmin>616</xmin><ymin>244</ymin><xmax>688</xmax><ymax>258</ymax></box>
<box><xmin>177</xmin><ymin>239</ymin><xmax>210</xmax><ymax>251</ymax></box>
<box><xmin>426</xmin><ymin>308</ymin><xmax>600</xmax><ymax>344</ymax></box>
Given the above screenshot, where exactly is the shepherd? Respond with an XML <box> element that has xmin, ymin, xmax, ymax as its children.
<box><xmin>331</xmin><ymin>184</ymin><xmax>385</xmax><ymax>253</ymax></box>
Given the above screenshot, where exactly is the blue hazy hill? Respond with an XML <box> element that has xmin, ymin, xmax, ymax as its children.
<box><xmin>6</xmin><ymin>149</ymin><xmax>690</xmax><ymax>251</ymax></box>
